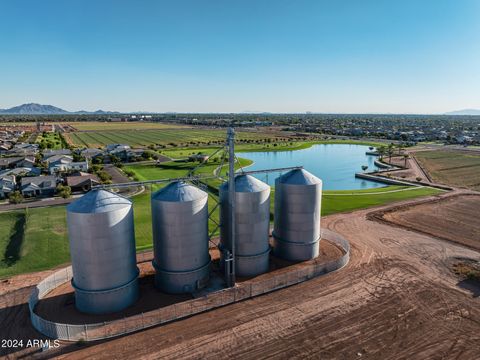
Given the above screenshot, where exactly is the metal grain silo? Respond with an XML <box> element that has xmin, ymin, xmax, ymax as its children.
<box><xmin>273</xmin><ymin>169</ymin><xmax>322</xmax><ymax>261</ymax></box>
<box><xmin>220</xmin><ymin>174</ymin><xmax>271</xmax><ymax>277</ymax></box>
<box><xmin>67</xmin><ymin>189</ymin><xmax>139</xmax><ymax>314</ymax></box>
<box><xmin>151</xmin><ymin>181</ymin><xmax>210</xmax><ymax>294</ymax></box>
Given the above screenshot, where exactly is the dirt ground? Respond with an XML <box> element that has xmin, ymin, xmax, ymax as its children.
<box><xmin>1</xmin><ymin>190</ymin><xmax>480</xmax><ymax>359</ymax></box>
<box><xmin>380</xmin><ymin>194</ymin><xmax>480</xmax><ymax>251</ymax></box>
<box><xmin>380</xmin><ymin>154</ymin><xmax>431</xmax><ymax>183</ymax></box>
<box><xmin>413</xmin><ymin>149</ymin><xmax>480</xmax><ymax>191</ymax></box>
<box><xmin>33</xmin><ymin>240</ymin><xmax>342</xmax><ymax>325</ymax></box>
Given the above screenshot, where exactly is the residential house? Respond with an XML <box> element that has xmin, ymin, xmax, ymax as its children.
<box><xmin>47</xmin><ymin>155</ymin><xmax>89</xmax><ymax>174</ymax></box>
<box><xmin>43</xmin><ymin>149</ymin><xmax>72</xmax><ymax>160</ymax></box>
<box><xmin>0</xmin><ymin>157</ymin><xmax>24</xmax><ymax>170</ymax></box>
<box><xmin>0</xmin><ymin>175</ymin><xmax>16</xmax><ymax>198</ymax></box>
<box><xmin>106</xmin><ymin>144</ymin><xmax>130</xmax><ymax>152</ymax></box>
<box><xmin>0</xmin><ymin>145</ymin><xmax>10</xmax><ymax>155</ymax></box>
<box><xmin>10</xmin><ymin>143</ymin><xmax>39</xmax><ymax>156</ymax></box>
<box><xmin>80</xmin><ymin>148</ymin><xmax>104</xmax><ymax>160</ymax></box>
<box><xmin>18</xmin><ymin>156</ymin><xmax>36</xmax><ymax>168</ymax></box>
<box><xmin>21</xmin><ymin>175</ymin><xmax>57</xmax><ymax>197</ymax></box>
<box><xmin>66</xmin><ymin>174</ymin><xmax>100</xmax><ymax>193</ymax></box>
<box><xmin>0</xmin><ymin>167</ymin><xmax>41</xmax><ymax>178</ymax></box>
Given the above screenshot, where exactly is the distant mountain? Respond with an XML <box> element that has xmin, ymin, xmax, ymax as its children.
<box><xmin>0</xmin><ymin>103</ymin><xmax>119</xmax><ymax>115</ymax></box>
<box><xmin>444</xmin><ymin>109</ymin><xmax>480</xmax><ymax>116</ymax></box>
<box><xmin>0</xmin><ymin>103</ymin><xmax>69</xmax><ymax>114</ymax></box>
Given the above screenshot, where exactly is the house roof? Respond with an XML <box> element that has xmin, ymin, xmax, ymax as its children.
<box><xmin>43</xmin><ymin>149</ymin><xmax>72</xmax><ymax>159</ymax></box>
<box><xmin>0</xmin><ymin>157</ymin><xmax>23</xmax><ymax>166</ymax></box>
<box><xmin>21</xmin><ymin>175</ymin><xmax>57</xmax><ymax>190</ymax></box>
<box><xmin>0</xmin><ymin>175</ymin><xmax>15</xmax><ymax>183</ymax></box>
<box><xmin>66</xmin><ymin>174</ymin><xmax>100</xmax><ymax>187</ymax></box>
<box><xmin>0</xmin><ymin>167</ymin><xmax>40</xmax><ymax>177</ymax></box>
<box><xmin>81</xmin><ymin>148</ymin><xmax>103</xmax><ymax>155</ymax></box>
<box><xmin>47</xmin><ymin>155</ymin><xmax>73</xmax><ymax>164</ymax></box>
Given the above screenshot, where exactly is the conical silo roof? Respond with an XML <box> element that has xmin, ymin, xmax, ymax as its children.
<box><xmin>152</xmin><ymin>181</ymin><xmax>207</xmax><ymax>202</ymax></box>
<box><xmin>67</xmin><ymin>189</ymin><xmax>132</xmax><ymax>214</ymax></box>
<box><xmin>220</xmin><ymin>174</ymin><xmax>270</xmax><ymax>193</ymax></box>
<box><xmin>276</xmin><ymin>168</ymin><xmax>322</xmax><ymax>185</ymax></box>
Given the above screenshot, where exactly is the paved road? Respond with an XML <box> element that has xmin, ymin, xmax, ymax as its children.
<box><xmin>104</xmin><ymin>164</ymin><xmax>130</xmax><ymax>183</ymax></box>
<box><xmin>0</xmin><ymin>196</ymin><xmax>79</xmax><ymax>212</ymax></box>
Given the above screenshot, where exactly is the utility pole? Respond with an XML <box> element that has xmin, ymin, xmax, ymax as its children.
<box><xmin>227</xmin><ymin>127</ymin><xmax>236</xmax><ymax>287</ymax></box>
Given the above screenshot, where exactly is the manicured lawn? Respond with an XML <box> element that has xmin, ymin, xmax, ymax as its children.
<box><xmin>321</xmin><ymin>186</ymin><xmax>442</xmax><ymax>216</ymax></box>
<box><xmin>0</xmin><ymin>207</ymin><xmax>70</xmax><ymax>279</ymax></box>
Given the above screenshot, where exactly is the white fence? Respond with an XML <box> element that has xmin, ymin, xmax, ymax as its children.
<box><xmin>29</xmin><ymin>230</ymin><xmax>350</xmax><ymax>342</ymax></box>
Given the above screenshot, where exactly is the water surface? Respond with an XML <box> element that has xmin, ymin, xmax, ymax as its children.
<box><xmin>240</xmin><ymin>144</ymin><xmax>383</xmax><ymax>190</ymax></box>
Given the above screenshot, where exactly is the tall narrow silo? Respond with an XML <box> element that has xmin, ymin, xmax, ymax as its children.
<box><xmin>273</xmin><ymin>169</ymin><xmax>322</xmax><ymax>261</ymax></box>
<box><xmin>151</xmin><ymin>181</ymin><xmax>210</xmax><ymax>294</ymax></box>
<box><xmin>220</xmin><ymin>174</ymin><xmax>271</xmax><ymax>277</ymax></box>
<box><xmin>67</xmin><ymin>189</ymin><xmax>139</xmax><ymax>314</ymax></box>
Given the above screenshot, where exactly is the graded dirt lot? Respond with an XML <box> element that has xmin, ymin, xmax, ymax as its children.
<box><xmin>380</xmin><ymin>194</ymin><xmax>480</xmax><ymax>251</ymax></box>
<box><xmin>1</xmin><ymin>191</ymin><xmax>479</xmax><ymax>359</ymax></box>
<box><xmin>414</xmin><ymin>150</ymin><xmax>480</xmax><ymax>190</ymax></box>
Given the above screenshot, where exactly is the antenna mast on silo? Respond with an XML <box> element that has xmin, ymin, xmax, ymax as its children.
<box><xmin>226</xmin><ymin>127</ymin><xmax>236</xmax><ymax>287</ymax></box>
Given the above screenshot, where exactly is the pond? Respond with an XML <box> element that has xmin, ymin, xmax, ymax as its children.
<box><xmin>239</xmin><ymin>144</ymin><xmax>384</xmax><ymax>190</ymax></box>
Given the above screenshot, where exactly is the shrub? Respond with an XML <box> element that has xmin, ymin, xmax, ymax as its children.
<box><xmin>8</xmin><ymin>191</ymin><xmax>23</xmax><ymax>204</ymax></box>
<box><xmin>57</xmin><ymin>184</ymin><xmax>72</xmax><ymax>199</ymax></box>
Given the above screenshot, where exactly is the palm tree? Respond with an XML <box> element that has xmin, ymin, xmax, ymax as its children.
<box><xmin>387</xmin><ymin>143</ymin><xmax>395</xmax><ymax>164</ymax></box>
<box><xmin>396</xmin><ymin>143</ymin><xmax>404</xmax><ymax>155</ymax></box>
<box><xmin>403</xmin><ymin>154</ymin><xmax>409</xmax><ymax>167</ymax></box>
<box><xmin>377</xmin><ymin>145</ymin><xmax>387</xmax><ymax>161</ymax></box>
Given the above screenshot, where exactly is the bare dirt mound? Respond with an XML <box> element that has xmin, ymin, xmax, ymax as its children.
<box><xmin>378</xmin><ymin>194</ymin><xmax>480</xmax><ymax>251</ymax></box>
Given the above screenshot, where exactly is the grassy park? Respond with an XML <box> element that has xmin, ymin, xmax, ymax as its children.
<box><xmin>35</xmin><ymin>131</ymin><xmax>67</xmax><ymax>150</ymax></box>
<box><xmin>0</xmin><ymin>156</ymin><xmax>442</xmax><ymax>279</ymax></box>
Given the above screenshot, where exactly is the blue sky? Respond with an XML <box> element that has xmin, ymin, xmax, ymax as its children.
<box><xmin>0</xmin><ymin>0</ymin><xmax>479</xmax><ymax>113</ymax></box>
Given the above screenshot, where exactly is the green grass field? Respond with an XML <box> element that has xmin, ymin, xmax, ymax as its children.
<box><xmin>64</xmin><ymin>128</ymin><xmax>286</xmax><ymax>149</ymax></box>
<box><xmin>0</xmin><ymin>162</ymin><xmax>442</xmax><ymax>279</ymax></box>
<box><xmin>35</xmin><ymin>132</ymin><xmax>66</xmax><ymax>150</ymax></box>
<box><xmin>68</xmin><ymin>122</ymin><xmax>185</xmax><ymax>131</ymax></box>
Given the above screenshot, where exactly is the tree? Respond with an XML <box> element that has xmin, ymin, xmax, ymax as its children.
<box><xmin>8</xmin><ymin>191</ymin><xmax>24</xmax><ymax>204</ymax></box>
<box><xmin>377</xmin><ymin>145</ymin><xmax>387</xmax><ymax>160</ymax></box>
<box><xmin>396</xmin><ymin>143</ymin><xmax>404</xmax><ymax>155</ymax></box>
<box><xmin>387</xmin><ymin>143</ymin><xmax>395</xmax><ymax>163</ymax></box>
<box><xmin>416</xmin><ymin>177</ymin><xmax>422</xmax><ymax>182</ymax></box>
<box><xmin>361</xmin><ymin>165</ymin><xmax>368</xmax><ymax>172</ymax></box>
<box><xmin>57</xmin><ymin>184</ymin><xmax>72</xmax><ymax>199</ymax></box>
<box><xmin>97</xmin><ymin>170</ymin><xmax>112</xmax><ymax>183</ymax></box>
<box><xmin>403</xmin><ymin>154</ymin><xmax>409</xmax><ymax>167</ymax></box>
